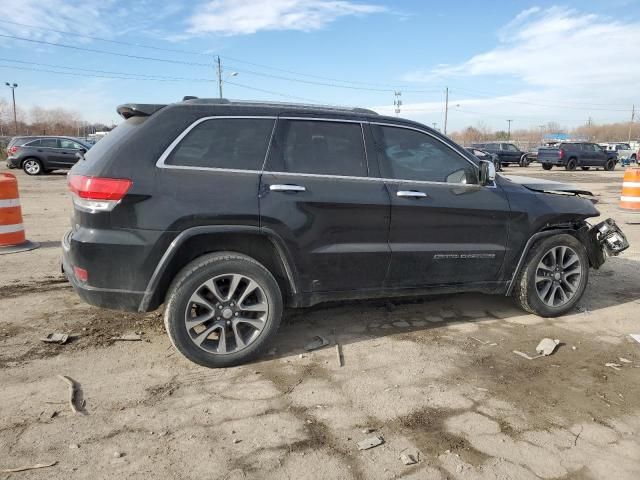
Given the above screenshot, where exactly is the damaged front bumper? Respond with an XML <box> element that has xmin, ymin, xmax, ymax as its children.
<box><xmin>586</xmin><ymin>218</ymin><xmax>629</xmax><ymax>268</ymax></box>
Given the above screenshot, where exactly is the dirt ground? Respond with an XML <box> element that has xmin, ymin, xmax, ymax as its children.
<box><xmin>1</xmin><ymin>164</ymin><xmax>639</xmax><ymax>479</ymax></box>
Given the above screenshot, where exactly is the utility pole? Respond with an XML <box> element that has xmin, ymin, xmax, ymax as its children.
<box><xmin>539</xmin><ymin>125</ymin><xmax>545</xmax><ymax>144</ymax></box>
<box><xmin>443</xmin><ymin>87</ymin><xmax>449</xmax><ymax>135</ymax></box>
<box><xmin>507</xmin><ymin>119</ymin><xmax>513</xmax><ymax>140</ymax></box>
<box><xmin>629</xmin><ymin>104</ymin><xmax>635</xmax><ymax>142</ymax></box>
<box><xmin>5</xmin><ymin>82</ymin><xmax>18</xmax><ymax>134</ymax></box>
<box><xmin>216</xmin><ymin>56</ymin><xmax>223</xmax><ymax>99</ymax></box>
<box><xmin>393</xmin><ymin>91</ymin><xmax>402</xmax><ymax>116</ymax></box>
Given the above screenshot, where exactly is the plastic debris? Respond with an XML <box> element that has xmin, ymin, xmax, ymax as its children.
<box><xmin>304</xmin><ymin>335</ymin><xmax>329</xmax><ymax>352</ymax></box>
<box><xmin>41</xmin><ymin>333</ymin><xmax>69</xmax><ymax>344</ymax></box>
<box><xmin>605</xmin><ymin>363</ymin><xmax>622</xmax><ymax>371</ymax></box>
<box><xmin>619</xmin><ymin>357</ymin><xmax>632</xmax><ymax>364</ymax></box>
<box><xmin>630</xmin><ymin>334</ymin><xmax>640</xmax><ymax>344</ymax></box>
<box><xmin>470</xmin><ymin>337</ymin><xmax>498</xmax><ymax>346</ymax></box>
<box><xmin>536</xmin><ymin>338</ymin><xmax>560</xmax><ymax>356</ymax></box>
<box><xmin>357</xmin><ymin>436</ymin><xmax>384</xmax><ymax>450</ymax></box>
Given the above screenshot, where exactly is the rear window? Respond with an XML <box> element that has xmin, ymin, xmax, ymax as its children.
<box><xmin>84</xmin><ymin>117</ymin><xmax>147</xmax><ymax>164</ymax></box>
<box><xmin>165</xmin><ymin>118</ymin><xmax>275</xmax><ymax>170</ymax></box>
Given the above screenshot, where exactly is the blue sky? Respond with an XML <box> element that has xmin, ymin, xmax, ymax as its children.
<box><xmin>0</xmin><ymin>0</ymin><xmax>638</xmax><ymax>131</ymax></box>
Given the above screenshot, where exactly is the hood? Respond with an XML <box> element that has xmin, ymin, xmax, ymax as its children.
<box><xmin>502</xmin><ymin>175</ymin><xmax>593</xmax><ymax>196</ymax></box>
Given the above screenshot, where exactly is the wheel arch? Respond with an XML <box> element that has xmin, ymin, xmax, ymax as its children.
<box><xmin>505</xmin><ymin>221</ymin><xmax>599</xmax><ymax>296</ymax></box>
<box><xmin>138</xmin><ymin>226</ymin><xmax>298</xmax><ymax>312</ymax></box>
<box><xmin>20</xmin><ymin>156</ymin><xmax>43</xmax><ymax>168</ymax></box>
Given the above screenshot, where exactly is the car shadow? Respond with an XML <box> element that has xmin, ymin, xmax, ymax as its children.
<box><xmin>260</xmin><ymin>255</ymin><xmax>640</xmax><ymax>363</ymax></box>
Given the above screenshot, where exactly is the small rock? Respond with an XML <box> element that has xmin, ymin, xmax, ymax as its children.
<box><xmin>400</xmin><ymin>453</ymin><xmax>417</xmax><ymax>465</ymax></box>
<box><xmin>357</xmin><ymin>436</ymin><xmax>384</xmax><ymax>450</ymax></box>
<box><xmin>361</xmin><ymin>428</ymin><xmax>375</xmax><ymax>434</ymax></box>
<box><xmin>69</xmin><ymin>443</ymin><xmax>79</xmax><ymax>449</ymax></box>
<box><xmin>392</xmin><ymin>321</ymin><xmax>410</xmax><ymax>328</ymax></box>
<box><xmin>233</xmin><ymin>439</ymin><xmax>241</xmax><ymax>444</ymax></box>
<box><xmin>113</xmin><ymin>452</ymin><xmax>123</xmax><ymax>458</ymax></box>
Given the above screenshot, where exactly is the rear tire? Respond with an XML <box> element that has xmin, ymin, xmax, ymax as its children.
<box><xmin>565</xmin><ymin>158</ymin><xmax>577</xmax><ymax>171</ymax></box>
<box><xmin>581</xmin><ymin>167</ymin><xmax>590</xmax><ymax>171</ymax></box>
<box><xmin>604</xmin><ymin>159</ymin><xmax>615</xmax><ymax>171</ymax></box>
<box><xmin>513</xmin><ymin>234</ymin><xmax>589</xmax><ymax>317</ymax></box>
<box><xmin>542</xmin><ymin>164</ymin><xmax>552</xmax><ymax>170</ymax></box>
<box><xmin>22</xmin><ymin>158</ymin><xmax>43</xmax><ymax>176</ymax></box>
<box><xmin>164</xmin><ymin>252</ymin><xmax>283</xmax><ymax>368</ymax></box>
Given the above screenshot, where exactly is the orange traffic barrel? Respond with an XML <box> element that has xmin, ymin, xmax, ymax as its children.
<box><xmin>620</xmin><ymin>168</ymin><xmax>640</xmax><ymax>213</ymax></box>
<box><xmin>0</xmin><ymin>173</ymin><xmax>39</xmax><ymax>254</ymax></box>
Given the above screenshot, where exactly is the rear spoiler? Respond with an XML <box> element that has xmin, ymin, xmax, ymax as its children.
<box><xmin>117</xmin><ymin>103</ymin><xmax>167</xmax><ymax>119</ymax></box>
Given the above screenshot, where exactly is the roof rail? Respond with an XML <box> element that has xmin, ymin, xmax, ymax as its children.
<box><xmin>179</xmin><ymin>98</ymin><xmax>378</xmax><ymax>115</ymax></box>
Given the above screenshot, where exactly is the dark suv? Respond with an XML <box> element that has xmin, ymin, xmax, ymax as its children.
<box><xmin>62</xmin><ymin>99</ymin><xmax>629</xmax><ymax>367</ymax></box>
<box><xmin>470</xmin><ymin>142</ymin><xmax>531</xmax><ymax>167</ymax></box>
<box><xmin>538</xmin><ymin>142</ymin><xmax>618</xmax><ymax>171</ymax></box>
<box><xmin>6</xmin><ymin>136</ymin><xmax>91</xmax><ymax>175</ymax></box>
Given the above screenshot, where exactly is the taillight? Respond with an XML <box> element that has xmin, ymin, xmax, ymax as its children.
<box><xmin>559</xmin><ymin>149</ymin><xmax>564</xmax><ymax>159</ymax></box>
<box><xmin>68</xmin><ymin>174</ymin><xmax>132</xmax><ymax>213</ymax></box>
<box><xmin>8</xmin><ymin>146</ymin><xmax>19</xmax><ymax>154</ymax></box>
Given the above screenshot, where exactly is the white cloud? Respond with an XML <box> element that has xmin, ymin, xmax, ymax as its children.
<box><xmin>187</xmin><ymin>0</ymin><xmax>387</xmax><ymax>35</ymax></box>
<box><xmin>399</xmin><ymin>7</ymin><xmax>640</xmax><ymax>129</ymax></box>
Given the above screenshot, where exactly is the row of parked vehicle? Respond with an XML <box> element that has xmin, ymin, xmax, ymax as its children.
<box><xmin>4</xmin><ymin>136</ymin><xmax>92</xmax><ymax>175</ymax></box>
<box><xmin>466</xmin><ymin>141</ymin><xmax>639</xmax><ymax>172</ymax></box>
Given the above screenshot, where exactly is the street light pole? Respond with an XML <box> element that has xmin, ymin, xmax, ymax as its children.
<box><xmin>507</xmin><ymin>119</ymin><xmax>513</xmax><ymax>140</ymax></box>
<box><xmin>5</xmin><ymin>82</ymin><xmax>18</xmax><ymax>134</ymax></box>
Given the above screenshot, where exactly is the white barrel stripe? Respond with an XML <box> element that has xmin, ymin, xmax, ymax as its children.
<box><xmin>620</xmin><ymin>196</ymin><xmax>640</xmax><ymax>202</ymax></box>
<box><xmin>0</xmin><ymin>198</ymin><xmax>20</xmax><ymax>208</ymax></box>
<box><xmin>0</xmin><ymin>223</ymin><xmax>24</xmax><ymax>234</ymax></box>
<box><xmin>622</xmin><ymin>181</ymin><xmax>640</xmax><ymax>188</ymax></box>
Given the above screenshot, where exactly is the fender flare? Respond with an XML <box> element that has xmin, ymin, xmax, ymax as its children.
<box><xmin>137</xmin><ymin>225</ymin><xmax>298</xmax><ymax>312</ymax></box>
<box><xmin>505</xmin><ymin>227</ymin><xmax>575</xmax><ymax>296</ymax></box>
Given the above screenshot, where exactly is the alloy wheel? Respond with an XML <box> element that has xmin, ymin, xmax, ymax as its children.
<box><xmin>535</xmin><ymin>246</ymin><xmax>583</xmax><ymax>308</ymax></box>
<box><xmin>184</xmin><ymin>273</ymin><xmax>269</xmax><ymax>354</ymax></box>
<box><xmin>24</xmin><ymin>160</ymin><xmax>40</xmax><ymax>175</ymax></box>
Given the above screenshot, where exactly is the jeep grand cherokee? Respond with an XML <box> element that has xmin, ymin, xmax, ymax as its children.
<box><xmin>62</xmin><ymin>98</ymin><xmax>629</xmax><ymax>367</ymax></box>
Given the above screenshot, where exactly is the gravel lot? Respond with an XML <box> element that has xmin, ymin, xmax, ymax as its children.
<box><xmin>1</xmin><ymin>164</ymin><xmax>639</xmax><ymax>479</ymax></box>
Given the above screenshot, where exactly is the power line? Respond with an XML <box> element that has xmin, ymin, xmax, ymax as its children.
<box><xmin>1</xmin><ymin>19</ymin><xmax>210</xmax><ymax>56</ymax></box>
<box><xmin>0</xmin><ymin>33</ymin><xmax>213</xmax><ymax>67</ymax></box>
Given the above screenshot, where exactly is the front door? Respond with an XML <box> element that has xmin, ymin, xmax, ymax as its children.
<box><xmin>260</xmin><ymin>118</ymin><xmax>390</xmax><ymax>293</ymax></box>
<box><xmin>371</xmin><ymin>123</ymin><xmax>511</xmax><ymax>288</ymax></box>
<box><xmin>58</xmin><ymin>139</ymin><xmax>84</xmax><ymax>167</ymax></box>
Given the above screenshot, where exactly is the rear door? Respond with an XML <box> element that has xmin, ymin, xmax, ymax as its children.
<box><xmin>371</xmin><ymin>123</ymin><xmax>511</xmax><ymax>287</ymax></box>
<box><xmin>38</xmin><ymin>138</ymin><xmax>63</xmax><ymax>167</ymax></box>
<box><xmin>259</xmin><ymin>117</ymin><xmax>390</xmax><ymax>293</ymax></box>
<box><xmin>58</xmin><ymin>139</ymin><xmax>84</xmax><ymax>167</ymax></box>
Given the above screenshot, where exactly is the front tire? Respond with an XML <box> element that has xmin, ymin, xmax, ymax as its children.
<box><xmin>22</xmin><ymin>158</ymin><xmax>43</xmax><ymax>175</ymax></box>
<box><xmin>604</xmin><ymin>159</ymin><xmax>615</xmax><ymax>171</ymax></box>
<box><xmin>164</xmin><ymin>252</ymin><xmax>283</xmax><ymax>368</ymax></box>
<box><xmin>514</xmin><ymin>234</ymin><xmax>589</xmax><ymax>317</ymax></box>
<box><xmin>581</xmin><ymin>167</ymin><xmax>590</xmax><ymax>171</ymax></box>
<box><xmin>542</xmin><ymin>164</ymin><xmax>552</xmax><ymax>170</ymax></box>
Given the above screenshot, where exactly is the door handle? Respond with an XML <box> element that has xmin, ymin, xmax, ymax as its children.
<box><xmin>269</xmin><ymin>184</ymin><xmax>306</xmax><ymax>192</ymax></box>
<box><xmin>397</xmin><ymin>190</ymin><xmax>428</xmax><ymax>198</ymax></box>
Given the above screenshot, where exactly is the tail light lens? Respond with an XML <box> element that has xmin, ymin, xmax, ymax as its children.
<box><xmin>68</xmin><ymin>175</ymin><xmax>132</xmax><ymax>213</ymax></box>
<box><xmin>8</xmin><ymin>146</ymin><xmax>19</xmax><ymax>155</ymax></box>
<box><xmin>559</xmin><ymin>149</ymin><xmax>565</xmax><ymax>159</ymax></box>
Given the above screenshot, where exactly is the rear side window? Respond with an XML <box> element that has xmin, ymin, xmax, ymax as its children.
<box><xmin>269</xmin><ymin>119</ymin><xmax>367</xmax><ymax>176</ymax></box>
<box><xmin>40</xmin><ymin>138</ymin><xmax>59</xmax><ymax>148</ymax></box>
<box><xmin>165</xmin><ymin>118</ymin><xmax>275</xmax><ymax>170</ymax></box>
<box><xmin>25</xmin><ymin>139</ymin><xmax>42</xmax><ymax>147</ymax></box>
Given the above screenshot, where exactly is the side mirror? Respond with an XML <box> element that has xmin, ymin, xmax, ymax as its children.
<box><xmin>479</xmin><ymin>160</ymin><xmax>496</xmax><ymax>185</ymax></box>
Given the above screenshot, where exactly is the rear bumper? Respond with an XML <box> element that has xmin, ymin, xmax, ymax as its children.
<box><xmin>6</xmin><ymin>156</ymin><xmax>19</xmax><ymax>168</ymax></box>
<box><xmin>61</xmin><ymin>228</ymin><xmax>160</xmax><ymax>312</ymax></box>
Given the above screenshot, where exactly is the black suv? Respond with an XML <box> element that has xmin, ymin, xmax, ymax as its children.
<box><xmin>6</xmin><ymin>136</ymin><xmax>91</xmax><ymax>175</ymax></box>
<box><xmin>62</xmin><ymin>99</ymin><xmax>629</xmax><ymax>367</ymax></box>
<box><xmin>470</xmin><ymin>142</ymin><xmax>531</xmax><ymax>167</ymax></box>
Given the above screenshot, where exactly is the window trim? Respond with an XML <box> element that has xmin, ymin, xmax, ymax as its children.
<box><xmin>156</xmin><ymin>115</ymin><xmax>487</xmax><ymax>188</ymax></box>
<box><xmin>156</xmin><ymin>115</ymin><xmax>278</xmax><ymax>173</ymax></box>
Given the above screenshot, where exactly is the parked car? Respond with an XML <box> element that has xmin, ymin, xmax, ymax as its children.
<box><xmin>62</xmin><ymin>98</ymin><xmax>629</xmax><ymax>367</ymax></box>
<box><xmin>6</xmin><ymin>136</ymin><xmax>91</xmax><ymax>175</ymax></box>
<box><xmin>538</xmin><ymin>142</ymin><xmax>618</xmax><ymax>171</ymax></box>
<box><xmin>4</xmin><ymin>136</ymin><xmax>35</xmax><ymax>168</ymax></box>
<box><xmin>465</xmin><ymin>147</ymin><xmax>502</xmax><ymax>171</ymax></box>
<box><xmin>600</xmin><ymin>142</ymin><xmax>637</xmax><ymax>166</ymax></box>
<box><xmin>470</xmin><ymin>142</ymin><xmax>531</xmax><ymax>167</ymax></box>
